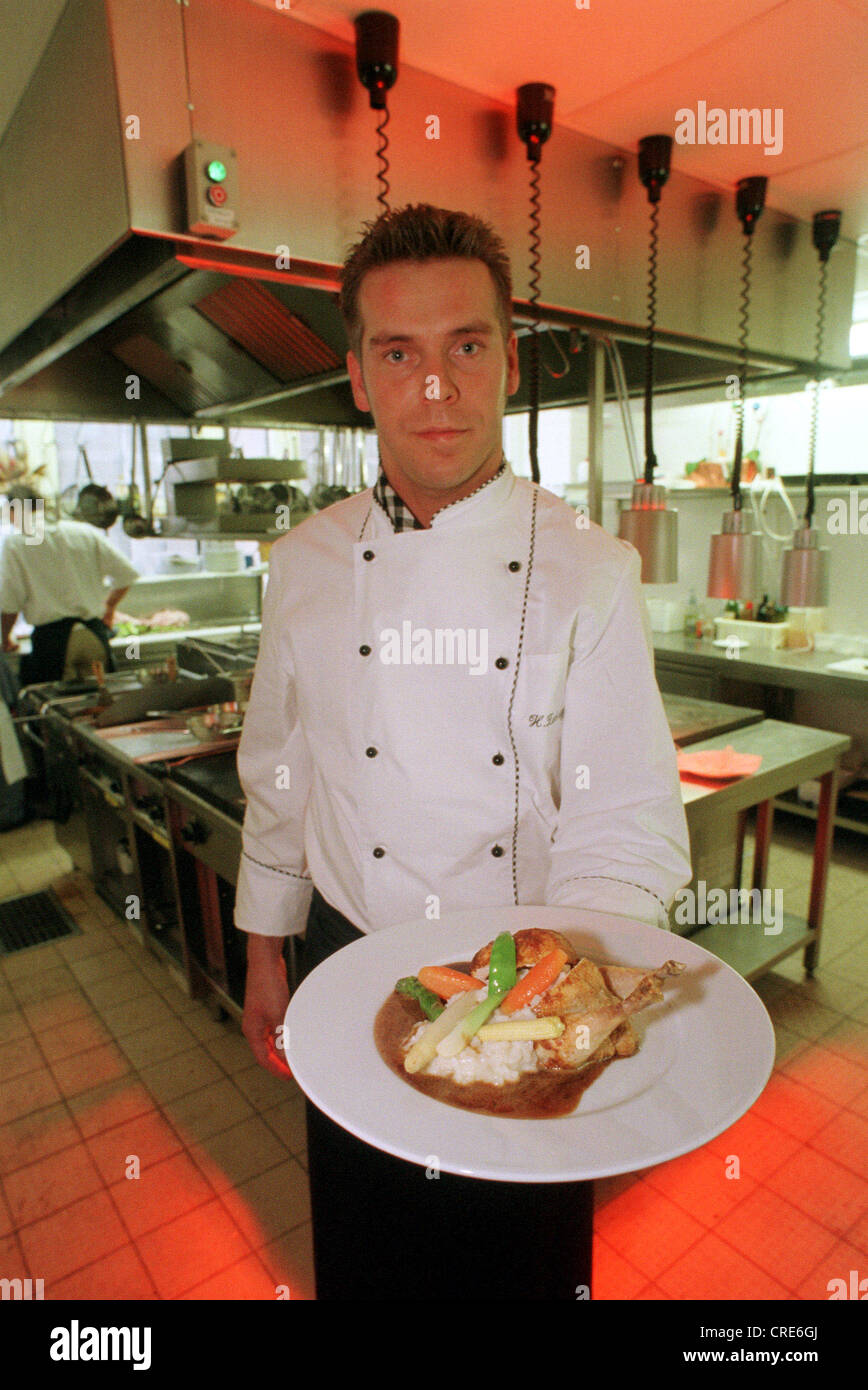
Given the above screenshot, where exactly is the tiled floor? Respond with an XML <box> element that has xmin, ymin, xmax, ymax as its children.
<box><xmin>0</xmin><ymin>813</ymin><xmax>865</xmax><ymax>1300</ymax></box>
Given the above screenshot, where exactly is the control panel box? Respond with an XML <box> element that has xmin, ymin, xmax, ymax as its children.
<box><xmin>183</xmin><ymin>140</ymin><xmax>239</xmax><ymax>240</ymax></box>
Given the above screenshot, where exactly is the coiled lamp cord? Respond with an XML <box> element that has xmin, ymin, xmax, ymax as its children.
<box><xmin>643</xmin><ymin>200</ymin><xmax>660</xmax><ymax>484</ymax></box>
<box><xmin>731</xmin><ymin>231</ymin><xmax>754</xmax><ymax>512</ymax></box>
<box><xmin>375</xmin><ymin>106</ymin><xmax>391</xmax><ymax>214</ymax></box>
<box><xmin>527</xmin><ymin>156</ymin><xmax>542</xmax><ymax>484</ymax></box>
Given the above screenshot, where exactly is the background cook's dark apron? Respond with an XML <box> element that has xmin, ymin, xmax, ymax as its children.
<box><xmin>18</xmin><ymin>616</ymin><xmax>115</xmax><ymax>687</ymax></box>
<box><xmin>298</xmin><ymin>887</ymin><xmax>594</xmax><ymax>1301</ymax></box>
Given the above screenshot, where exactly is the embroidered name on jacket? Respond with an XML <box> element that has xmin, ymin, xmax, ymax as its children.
<box><xmin>528</xmin><ymin>706</ymin><xmax>565</xmax><ymax>728</ymax></box>
<box><xmin>378</xmin><ymin>621</ymin><xmax>488</xmax><ymax>676</ymax></box>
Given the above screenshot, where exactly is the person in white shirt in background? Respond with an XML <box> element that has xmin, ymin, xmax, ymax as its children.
<box><xmin>233</xmin><ymin>204</ymin><xmax>692</xmax><ymax>1301</ymax></box>
<box><xmin>0</xmin><ymin>482</ymin><xmax>140</xmax><ymax>686</ymax></box>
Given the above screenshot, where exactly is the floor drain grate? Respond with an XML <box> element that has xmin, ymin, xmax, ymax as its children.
<box><xmin>0</xmin><ymin>889</ymin><xmax>81</xmax><ymax>955</ymax></box>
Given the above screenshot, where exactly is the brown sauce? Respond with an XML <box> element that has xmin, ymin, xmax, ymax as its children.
<box><xmin>374</xmin><ymin>962</ymin><xmax>610</xmax><ymax>1119</ymax></box>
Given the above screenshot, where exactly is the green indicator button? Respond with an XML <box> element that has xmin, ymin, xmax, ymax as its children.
<box><xmin>206</xmin><ymin>159</ymin><xmax>227</xmax><ymax>183</ymax></box>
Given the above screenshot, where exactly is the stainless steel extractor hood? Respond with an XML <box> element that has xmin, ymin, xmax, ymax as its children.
<box><xmin>0</xmin><ymin>227</ymin><xmax>826</xmax><ymax>426</ymax></box>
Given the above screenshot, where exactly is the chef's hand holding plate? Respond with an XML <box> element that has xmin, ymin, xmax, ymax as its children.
<box><xmin>242</xmin><ymin>936</ymin><xmax>293</xmax><ymax>1079</ymax></box>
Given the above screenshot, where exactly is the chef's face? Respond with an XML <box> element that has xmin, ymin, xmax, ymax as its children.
<box><xmin>346</xmin><ymin>258</ymin><xmax>519</xmax><ymax>497</ymax></box>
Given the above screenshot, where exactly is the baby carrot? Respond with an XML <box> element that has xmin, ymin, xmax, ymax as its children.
<box><xmin>501</xmin><ymin>948</ymin><xmax>568</xmax><ymax>1014</ymax></box>
<box><xmin>417</xmin><ymin>965</ymin><xmax>483</xmax><ymax>998</ymax></box>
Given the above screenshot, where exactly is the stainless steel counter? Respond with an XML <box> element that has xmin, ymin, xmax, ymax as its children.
<box><xmin>654</xmin><ymin>632</ymin><xmax>868</xmax><ymax>696</ymax></box>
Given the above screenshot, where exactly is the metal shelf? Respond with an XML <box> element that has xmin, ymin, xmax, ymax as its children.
<box><xmin>684</xmin><ymin>913</ymin><xmax>817</xmax><ymax>982</ymax></box>
<box><xmin>773</xmin><ymin>789</ymin><xmax>868</xmax><ymax>838</ymax></box>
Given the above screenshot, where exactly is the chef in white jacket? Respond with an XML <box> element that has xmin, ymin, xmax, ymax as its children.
<box><xmin>234</xmin><ymin>204</ymin><xmax>691</xmax><ymax>1300</ymax></box>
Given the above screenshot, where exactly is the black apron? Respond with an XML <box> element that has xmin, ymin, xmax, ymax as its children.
<box><xmin>299</xmin><ymin>888</ymin><xmax>594</xmax><ymax>1301</ymax></box>
<box><xmin>18</xmin><ymin>616</ymin><xmax>115</xmax><ymax>688</ymax></box>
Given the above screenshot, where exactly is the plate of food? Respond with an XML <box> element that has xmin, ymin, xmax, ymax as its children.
<box><xmin>283</xmin><ymin>906</ymin><xmax>775</xmax><ymax>1182</ymax></box>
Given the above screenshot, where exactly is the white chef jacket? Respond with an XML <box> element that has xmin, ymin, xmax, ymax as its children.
<box><xmin>0</xmin><ymin>520</ymin><xmax>140</xmax><ymax>626</ymax></box>
<box><xmin>234</xmin><ymin>464</ymin><xmax>691</xmax><ymax>938</ymax></box>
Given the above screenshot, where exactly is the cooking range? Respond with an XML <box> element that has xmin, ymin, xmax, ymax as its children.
<box><xmin>16</xmin><ymin>636</ymin><xmax>270</xmax><ymax>1011</ymax></box>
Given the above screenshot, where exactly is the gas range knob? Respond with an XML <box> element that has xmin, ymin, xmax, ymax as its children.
<box><xmin>181</xmin><ymin>818</ymin><xmax>209</xmax><ymax>845</ymax></box>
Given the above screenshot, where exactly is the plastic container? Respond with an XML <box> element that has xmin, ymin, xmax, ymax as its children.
<box><xmin>814</xmin><ymin>633</ymin><xmax>868</xmax><ymax>658</ymax></box>
<box><xmin>645</xmin><ymin>598</ymin><xmax>686</xmax><ymax>633</ymax></box>
<box><xmin>786</xmin><ymin>607</ymin><xmax>827</xmax><ymax>636</ymax></box>
<box><xmin>714</xmin><ymin>617</ymin><xmax>790</xmax><ymax>649</ymax></box>
<box><xmin>202</xmin><ymin>540</ymin><xmax>242</xmax><ymax>572</ymax></box>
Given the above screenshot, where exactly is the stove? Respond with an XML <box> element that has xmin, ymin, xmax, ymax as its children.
<box><xmin>168</xmin><ymin>751</ymin><xmax>245</xmax><ymax>822</ymax></box>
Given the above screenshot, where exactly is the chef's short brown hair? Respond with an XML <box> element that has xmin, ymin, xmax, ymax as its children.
<box><xmin>340</xmin><ymin>204</ymin><xmax>513</xmax><ymax>356</ymax></box>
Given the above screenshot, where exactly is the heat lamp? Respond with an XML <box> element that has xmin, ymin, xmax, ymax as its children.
<box><xmin>617</xmin><ymin>135</ymin><xmax>678</xmax><ymax>582</ymax></box>
<box><xmin>779</xmin><ymin>210</ymin><xmax>841</xmax><ymax>608</ymax></box>
<box><xmin>354</xmin><ymin>10</ymin><xmax>400</xmax><ymax>213</ymax></box>
<box><xmin>707</xmin><ymin>176</ymin><xmax>766</xmax><ymax>601</ymax></box>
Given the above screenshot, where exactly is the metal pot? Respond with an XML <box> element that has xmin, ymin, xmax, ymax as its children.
<box><xmin>186</xmin><ymin>703</ymin><xmax>244</xmax><ymax>742</ymax></box>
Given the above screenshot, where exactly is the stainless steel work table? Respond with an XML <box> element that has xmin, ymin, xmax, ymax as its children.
<box><xmin>654</xmin><ymin>633</ymin><xmax>868</xmax><ymax>699</ymax></box>
<box><xmin>677</xmin><ymin>719</ymin><xmax>851</xmax><ymax>981</ymax></box>
<box><xmin>661</xmin><ymin>691</ymin><xmax>764</xmax><ymax>746</ymax></box>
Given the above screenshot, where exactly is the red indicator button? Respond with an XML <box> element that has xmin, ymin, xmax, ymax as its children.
<box><xmin>207</xmin><ymin>184</ymin><xmax>228</xmax><ymax>207</ymax></box>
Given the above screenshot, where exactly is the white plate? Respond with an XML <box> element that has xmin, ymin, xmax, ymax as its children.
<box><xmin>284</xmin><ymin>906</ymin><xmax>775</xmax><ymax>1183</ymax></box>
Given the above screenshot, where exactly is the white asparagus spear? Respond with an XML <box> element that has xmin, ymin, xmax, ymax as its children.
<box><xmin>403</xmin><ymin>991</ymin><xmax>480</xmax><ymax>1074</ymax></box>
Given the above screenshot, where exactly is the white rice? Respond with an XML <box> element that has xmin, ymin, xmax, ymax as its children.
<box><xmin>406</xmin><ymin>986</ymin><xmax>541</xmax><ymax>1086</ymax></box>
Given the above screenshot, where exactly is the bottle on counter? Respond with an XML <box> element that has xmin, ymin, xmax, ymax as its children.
<box><xmin>756</xmin><ymin>594</ymin><xmax>772</xmax><ymax>623</ymax></box>
<box><xmin>683</xmin><ymin>590</ymin><xmax>700</xmax><ymax>637</ymax></box>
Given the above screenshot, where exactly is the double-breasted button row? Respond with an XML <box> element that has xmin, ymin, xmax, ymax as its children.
<box><xmin>358</xmin><ymin>644</ymin><xmax>511</xmax><ymax>667</ymax></box>
<box><xmin>370</xmin><ymin>843</ymin><xmax>505</xmax><ymax>859</ymax></box>
<box><xmin>360</xmin><ymin>549</ymin><xmax>519</xmax><ymax>868</ymax></box>
<box><xmin>366</xmin><ymin>745</ymin><xmax>504</xmax><ymax>767</ymax></box>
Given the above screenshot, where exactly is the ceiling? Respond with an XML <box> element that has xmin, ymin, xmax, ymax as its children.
<box><xmin>1</xmin><ymin>0</ymin><xmax>866</xmax><ymax>309</ymax></box>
